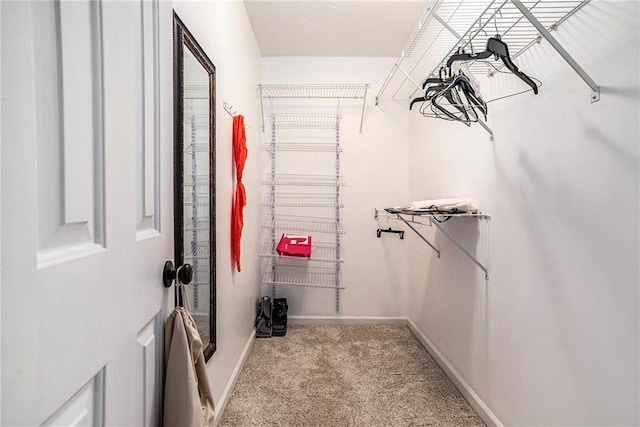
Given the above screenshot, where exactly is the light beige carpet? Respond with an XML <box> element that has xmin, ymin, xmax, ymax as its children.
<box><xmin>220</xmin><ymin>325</ymin><xmax>484</xmax><ymax>426</ymax></box>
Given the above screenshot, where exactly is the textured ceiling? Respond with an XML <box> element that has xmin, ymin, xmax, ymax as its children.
<box><xmin>243</xmin><ymin>1</ymin><xmax>428</xmax><ymax>57</ymax></box>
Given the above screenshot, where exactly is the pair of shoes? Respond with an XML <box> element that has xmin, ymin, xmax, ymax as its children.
<box><xmin>272</xmin><ymin>298</ymin><xmax>288</xmax><ymax>337</ymax></box>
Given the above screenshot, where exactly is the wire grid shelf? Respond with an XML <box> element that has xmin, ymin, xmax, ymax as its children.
<box><xmin>268</xmin><ymin>114</ymin><xmax>340</xmax><ymax>130</ymax></box>
<box><xmin>378</xmin><ymin>0</ymin><xmax>590</xmax><ymax>101</ymax></box>
<box><xmin>184</xmin><ymin>143</ymin><xmax>210</xmax><ymax>154</ymax></box>
<box><xmin>262</xmin><ymin>215</ymin><xmax>345</xmax><ymax>234</ymax></box>
<box><xmin>263</xmin><ymin>174</ymin><xmax>345</xmax><ymax>187</ymax></box>
<box><xmin>262</xmin><ymin>193</ymin><xmax>343</xmax><ymax>208</ymax></box>
<box><xmin>385</xmin><ymin>208</ymin><xmax>491</xmax><ymax>220</ymax></box>
<box><xmin>261</xmin><ymin>268</ymin><xmax>345</xmax><ymax>290</ymax></box>
<box><xmin>260</xmin><ymin>240</ymin><xmax>343</xmax><ymax>263</ymax></box>
<box><xmin>259</xmin><ymin>142</ymin><xmax>342</xmax><ymax>153</ymax></box>
<box><xmin>184</xmin><ymin>84</ymin><xmax>209</xmax><ymax>99</ymax></box>
<box><xmin>259</xmin><ymin>84</ymin><xmax>369</xmax><ymax>99</ymax></box>
<box><xmin>184</xmin><ymin>193</ymin><xmax>211</xmax><ymax>207</ymax></box>
<box><xmin>184</xmin><ymin>216</ymin><xmax>211</xmax><ymax>232</ymax></box>
<box><xmin>184</xmin><ymin>175</ymin><xmax>210</xmax><ymax>188</ymax></box>
<box><xmin>184</xmin><ymin>244</ymin><xmax>210</xmax><ymax>258</ymax></box>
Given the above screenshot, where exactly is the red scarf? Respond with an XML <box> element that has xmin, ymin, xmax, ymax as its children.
<box><xmin>232</xmin><ymin>115</ymin><xmax>247</xmax><ymax>272</ymax></box>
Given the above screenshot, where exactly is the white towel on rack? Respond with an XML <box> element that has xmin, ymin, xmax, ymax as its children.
<box><xmin>407</xmin><ymin>198</ymin><xmax>477</xmax><ymax>213</ymax></box>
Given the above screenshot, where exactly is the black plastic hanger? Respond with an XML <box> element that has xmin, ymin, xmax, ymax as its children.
<box><xmin>446</xmin><ymin>36</ymin><xmax>538</xmax><ymax>94</ymax></box>
<box><xmin>410</xmin><ymin>71</ymin><xmax>487</xmax><ymax>124</ymax></box>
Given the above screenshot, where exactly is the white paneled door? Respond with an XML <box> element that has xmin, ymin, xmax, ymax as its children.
<box><xmin>1</xmin><ymin>0</ymin><xmax>173</xmax><ymax>425</ymax></box>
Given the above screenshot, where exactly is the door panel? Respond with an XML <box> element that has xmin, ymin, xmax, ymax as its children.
<box><xmin>32</xmin><ymin>0</ymin><xmax>105</xmax><ymax>267</ymax></box>
<box><xmin>1</xmin><ymin>0</ymin><xmax>173</xmax><ymax>425</ymax></box>
<box><xmin>41</xmin><ymin>369</ymin><xmax>106</xmax><ymax>427</ymax></box>
<box><xmin>138</xmin><ymin>0</ymin><xmax>161</xmax><ymax>238</ymax></box>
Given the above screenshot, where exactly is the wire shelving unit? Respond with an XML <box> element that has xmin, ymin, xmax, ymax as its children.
<box><xmin>183</xmin><ymin>96</ymin><xmax>211</xmax><ymax>312</ymax></box>
<box><xmin>261</xmin><ymin>107</ymin><xmax>345</xmax><ymax>312</ymax></box>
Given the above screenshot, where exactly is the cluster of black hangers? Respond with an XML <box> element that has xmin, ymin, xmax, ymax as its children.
<box><xmin>410</xmin><ymin>35</ymin><xmax>539</xmax><ymax>126</ymax></box>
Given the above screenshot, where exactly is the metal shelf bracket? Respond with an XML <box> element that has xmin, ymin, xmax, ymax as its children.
<box><xmin>388</xmin><ymin>211</ymin><xmax>489</xmax><ymax>280</ymax></box>
<box><xmin>509</xmin><ymin>0</ymin><xmax>600</xmax><ymax>102</ymax></box>
<box><xmin>429</xmin><ymin>217</ymin><xmax>489</xmax><ymax>280</ymax></box>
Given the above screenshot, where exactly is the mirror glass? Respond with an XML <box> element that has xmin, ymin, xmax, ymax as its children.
<box><xmin>174</xmin><ymin>13</ymin><xmax>216</xmax><ymax>360</ymax></box>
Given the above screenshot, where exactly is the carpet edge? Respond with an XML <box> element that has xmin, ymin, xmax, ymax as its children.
<box><xmin>406</xmin><ymin>318</ymin><xmax>503</xmax><ymax>427</ymax></box>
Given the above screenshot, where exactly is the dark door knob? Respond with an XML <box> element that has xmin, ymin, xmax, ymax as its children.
<box><xmin>163</xmin><ymin>261</ymin><xmax>193</xmax><ymax>287</ymax></box>
<box><xmin>178</xmin><ymin>263</ymin><xmax>193</xmax><ymax>285</ymax></box>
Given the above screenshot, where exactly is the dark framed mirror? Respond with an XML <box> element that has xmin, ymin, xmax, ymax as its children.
<box><xmin>173</xmin><ymin>12</ymin><xmax>216</xmax><ymax>360</ymax></box>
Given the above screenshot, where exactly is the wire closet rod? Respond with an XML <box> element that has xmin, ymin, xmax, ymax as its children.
<box><xmin>375</xmin><ymin>0</ymin><xmax>599</xmax><ymax>116</ymax></box>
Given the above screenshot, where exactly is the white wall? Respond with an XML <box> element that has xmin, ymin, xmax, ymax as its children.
<box><xmin>260</xmin><ymin>58</ymin><xmax>409</xmax><ymax>318</ymax></box>
<box><xmin>171</xmin><ymin>0</ymin><xmax>263</xmax><ymax>412</ymax></box>
<box><xmin>406</xmin><ymin>1</ymin><xmax>639</xmax><ymax>425</ymax></box>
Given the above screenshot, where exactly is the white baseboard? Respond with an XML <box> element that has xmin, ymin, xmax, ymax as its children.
<box><xmin>406</xmin><ymin>318</ymin><xmax>502</xmax><ymax>427</ymax></box>
<box><xmin>288</xmin><ymin>315</ymin><xmax>407</xmax><ymax>325</ymax></box>
<box><xmin>213</xmin><ymin>329</ymin><xmax>256</xmax><ymax>427</ymax></box>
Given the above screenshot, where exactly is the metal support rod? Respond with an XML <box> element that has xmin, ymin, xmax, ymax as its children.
<box><xmin>429</xmin><ymin>218</ymin><xmax>489</xmax><ymax>279</ymax></box>
<box><xmin>432</xmin><ymin>11</ymin><xmax>462</xmax><ymax>39</ymax></box>
<box><xmin>510</xmin><ymin>0</ymin><xmax>600</xmax><ymax>102</ymax></box>
<box><xmin>477</xmin><ymin>118</ymin><xmax>494</xmax><ymax>141</ymax></box>
<box><xmin>259</xmin><ymin>85</ymin><xmax>265</xmax><ymax>131</ymax></box>
<box><xmin>270</xmin><ymin>118</ymin><xmax>276</xmax><ymax>300</ymax></box>
<box><xmin>376</xmin><ymin>62</ymin><xmax>401</xmax><ymax>106</ymax></box>
<box><xmin>397</xmin><ymin>65</ymin><xmax>423</xmax><ymax>92</ymax></box>
<box><xmin>396</xmin><ymin>215</ymin><xmax>441</xmax><ymax>257</ymax></box>
<box><xmin>335</xmin><ymin>116</ymin><xmax>341</xmax><ymax>313</ymax></box>
<box><xmin>375</xmin><ymin>0</ymin><xmax>440</xmax><ymax>103</ymax></box>
<box><xmin>359</xmin><ymin>86</ymin><xmax>368</xmax><ymax>133</ymax></box>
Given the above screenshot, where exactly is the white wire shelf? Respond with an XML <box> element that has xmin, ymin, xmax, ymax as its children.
<box><xmin>260</xmin><ymin>240</ymin><xmax>343</xmax><ymax>263</ymax></box>
<box><xmin>184</xmin><ymin>176</ymin><xmax>211</xmax><ymax>188</ymax></box>
<box><xmin>259</xmin><ymin>84</ymin><xmax>368</xmax><ymax>99</ymax></box>
<box><xmin>258</xmin><ymin>85</ymin><xmax>369</xmax><ymax>133</ymax></box>
<box><xmin>184</xmin><ymin>143</ymin><xmax>210</xmax><ymax>153</ymax></box>
<box><xmin>184</xmin><ymin>244</ymin><xmax>210</xmax><ymax>258</ymax></box>
<box><xmin>383</xmin><ymin>207</ymin><xmax>491</xmax><ymax>220</ymax></box>
<box><xmin>262</xmin><ymin>268</ymin><xmax>345</xmax><ymax>290</ymax></box>
<box><xmin>184</xmin><ymin>216</ymin><xmax>211</xmax><ymax>232</ymax></box>
<box><xmin>262</xmin><ymin>193</ymin><xmax>343</xmax><ymax>208</ymax></box>
<box><xmin>184</xmin><ymin>193</ymin><xmax>211</xmax><ymax>207</ymax></box>
<box><xmin>260</xmin><ymin>142</ymin><xmax>342</xmax><ymax>153</ymax></box>
<box><xmin>377</xmin><ymin>0</ymin><xmax>596</xmax><ymax>103</ymax></box>
<box><xmin>268</xmin><ymin>114</ymin><xmax>340</xmax><ymax>130</ymax></box>
<box><xmin>184</xmin><ymin>84</ymin><xmax>209</xmax><ymax>100</ymax></box>
<box><xmin>263</xmin><ymin>174</ymin><xmax>345</xmax><ymax>187</ymax></box>
<box><xmin>262</xmin><ymin>215</ymin><xmax>345</xmax><ymax>234</ymax></box>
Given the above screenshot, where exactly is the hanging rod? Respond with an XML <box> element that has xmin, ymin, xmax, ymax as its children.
<box><xmin>377</xmin><ymin>208</ymin><xmax>490</xmax><ymax>279</ymax></box>
<box><xmin>376</xmin><ymin>0</ymin><xmax>598</xmax><ymax>108</ymax></box>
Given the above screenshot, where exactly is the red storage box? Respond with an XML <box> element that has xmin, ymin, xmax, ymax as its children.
<box><xmin>276</xmin><ymin>234</ymin><xmax>312</xmax><ymax>258</ymax></box>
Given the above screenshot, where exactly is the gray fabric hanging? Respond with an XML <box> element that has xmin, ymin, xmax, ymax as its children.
<box><xmin>163</xmin><ymin>285</ymin><xmax>214</xmax><ymax>427</ymax></box>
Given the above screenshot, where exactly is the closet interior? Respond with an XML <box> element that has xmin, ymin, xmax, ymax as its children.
<box><xmin>182</xmin><ymin>0</ymin><xmax>638</xmax><ymax>426</ymax></box>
